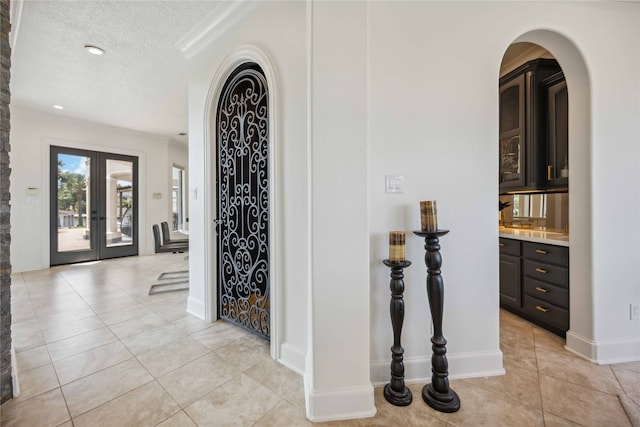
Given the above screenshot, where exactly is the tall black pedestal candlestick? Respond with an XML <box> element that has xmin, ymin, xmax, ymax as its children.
<box><xmin>382</xmin><ymin>259</ymin><xmax>412</xmax><ymax>406</ymax></box>
<box><xmin>413</xmin><ymin>230</ymin><xmax>460</xmax><ymax>413</ymax></box>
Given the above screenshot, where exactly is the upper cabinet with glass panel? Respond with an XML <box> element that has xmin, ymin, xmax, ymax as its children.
<box><xmin>498</xmin><ymin>55</ymin><xmax>567</xmax><ymax>193</ymax></box>
<box><xmin>499</xmin><ymin>74</ymin><xmax>525</xmax><ymax>187</ymax></box>
<box><xmin>543</xmin><ymin>72</ymin><xmax>569</xmax><ymax>189</ymax></box>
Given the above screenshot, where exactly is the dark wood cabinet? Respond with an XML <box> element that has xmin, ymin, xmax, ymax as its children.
<box><xmin>544</xmin><ymin>72</ymin><xmax>569</xmax><ymax>189</ymax></box>
<box><xmin>499</xmin><ymin>237</ymin><xmax>569</xmax><ymax>337</ymax></box>
<box><xmin>499</xmin><ymin>75</ymin><xmax>525</xmax><ymax>188</ymax></box>
<box><xmin>521</xmin><ymin>241</ymin><xmax>569</xmax><ymax>334</ymax></box>
<box><xmin>499</xmin><ymin>238</ymin><xmax>521</xmax><ymax>309</ymax></box>
<box><xmin>499</xmin><ymin>59</ymin><xmax>562</xmax><ymax>193</ymax></box>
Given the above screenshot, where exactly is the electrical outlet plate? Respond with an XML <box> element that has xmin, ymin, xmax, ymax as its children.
<box><xmin>631</xmin><ymin>304</ymin><xmax>640</xmax><ymax>320</ymax></box>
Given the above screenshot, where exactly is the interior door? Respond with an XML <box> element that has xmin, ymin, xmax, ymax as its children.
<box><xmin>216</xmin><ymin>63</ymin><xmax>270</xmax><ymax>339</ymax></box>
<box><xmin>50</xmin><ymin>146</ymin><xmax>138</xmax><ymax>266</ymax></box>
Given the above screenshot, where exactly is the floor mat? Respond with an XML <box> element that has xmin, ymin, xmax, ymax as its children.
<box><xmin>148</xmin><ymin>280</ymin><xmax>189</xmax><ymax>295</ymax></box>
<box><xmin>157</xmin><ymin>270</ymin><xmax>189</xmax><ymax>281</ymax></box>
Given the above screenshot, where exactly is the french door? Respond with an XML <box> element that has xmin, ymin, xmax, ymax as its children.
<box><xmin>216</xmin><ymin>63</ymin><xmax>270</xmax><ymax>339</ymax></box>
<box><xmin>50</xmin><ymin>146</ymin><xmax>138</xmax><ymax>266</ymax></box>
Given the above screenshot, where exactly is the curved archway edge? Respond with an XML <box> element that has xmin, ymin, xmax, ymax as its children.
<box><xmin>203</xmin><ymin>45</ymin><xmax>281</xmax><ymax>360</ymax></box>
<box><xmin>502</xmin><ymin>30</ymin><xmax>595</xmax><ymax>360</ymax></box>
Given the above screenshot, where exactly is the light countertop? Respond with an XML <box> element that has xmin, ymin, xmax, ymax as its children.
<box><xmin>499</xmin><ymin>227</ymin><xmax>569</xmax><ymax>247</ymax></box>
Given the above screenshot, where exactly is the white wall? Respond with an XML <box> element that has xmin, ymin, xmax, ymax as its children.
<box><xmin>10</xmin><ymin>107</ymin><xmax>171</xmax><ymax>272</ymax></box>
<box><xmin>185</xmin><ymin>0</ymin><xmax>640</xmax><ymax>422</ymax></box>
<box><xmin>506</xmin><ymin>1</ymin><xmax>639</xmax><ymax>363</ymax></box>
<box><xmin>307</xmin><ymin>1</ymin><xmax>375</xmax><ymax>421</ymax></box>
<box><xmin>365</xmin><ymin>0</ymin><xmax>639</xmax><ymax>373</ymax></box>
<box><xmin>184</xmin><ymin>0</ymin><xmax>309</xmax><ymax>375</ymax></box>
<box><xmin>367</xmin><ymin>2</ymin><xmax>506</xmax><ymax>384</ymax></box>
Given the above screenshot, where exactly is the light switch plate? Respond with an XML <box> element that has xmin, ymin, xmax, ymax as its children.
<box><xmin>385</xmin><ymin>175</ymin><xmax>404</xmax><ymax>193</ymax></box>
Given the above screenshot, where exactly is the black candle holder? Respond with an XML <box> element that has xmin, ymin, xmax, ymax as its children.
<box><xmin>413</xmin><ymin>230</ymin><xmax>460</xmax><ymax>413</ymax></box>
<box><xmin>382</xmin><ymin>259</ymin><xmax>412</xmax><ymax>406</ymax></box>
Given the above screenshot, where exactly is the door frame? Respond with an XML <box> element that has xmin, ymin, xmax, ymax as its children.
<box><xmin>203</xmin><ymin>46</ymin><xmax>281</xmax><ymax>359</ymax></box>
<box><xmin>44</xmin><ymin>138</ymin><xmax>146</xmax><ymax>267</ymax></box>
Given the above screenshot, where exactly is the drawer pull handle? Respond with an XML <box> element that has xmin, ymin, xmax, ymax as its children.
<box><xmin>536</xmin><ymin>305</ymin><xmax>550</xmax><ymax>313</ymax></box>
<box><xmin>535</xmin><ymin>287</ymin><xmax>549</xmax><ymax>293</ymax></box>
<box><xmin>547</xmin><ymin>165</ymin><xmax>553</xmax><ymax>181</ymax></box>
<box><xmin>535</xmin><ymin>268</ymin><xmax>548</xmax><ymax>274</ymax></box>
<box><xmin>535</xmin><ymin>249</ymin><xmax>547</xmax><ymax>254</ymax></box>
<box><xmin>499</xmin><ymin>243</ymin><xmax>505</xmax><ymax>247</ymax></box>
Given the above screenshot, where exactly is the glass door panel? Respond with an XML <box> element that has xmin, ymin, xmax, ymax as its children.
<box><xmin>57</xmin><ymin>154</ymin><xmax>91</xmax><ymax>252</ymax></box>
<box><xmin>51</xmin><ymin>147</ymin><xmax>98</xmax><ymax>265</ymax></box>
<box><xmin>105</xmin><ymin>159</ymin><xmax>134</xmax><ymax>248</ymax></box>
<box><xmin>98</xmin><ymin>153</ymin><xmax>138</xmax><ymax>259</ymax></box>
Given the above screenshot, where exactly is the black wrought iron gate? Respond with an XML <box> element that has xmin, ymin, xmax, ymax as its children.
<box><xmin>216</xmin><ymin>63</ymin><xmax>270</xmax><ymax>339</ymax></box>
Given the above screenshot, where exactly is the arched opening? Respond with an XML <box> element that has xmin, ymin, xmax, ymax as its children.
<box><xmin>215</xmin><ymin>62</ymin><xmax>271</xmax><ymax>340</ymax></box>
<box><xmin>498</xmin><ymin>31</ymin><xmax>593</xmax><ymax>359</ymax></box>
<box><xmin>200</xmin><ymin>46</ymin><xmax>281</xmax><ymax>360</ymax></box>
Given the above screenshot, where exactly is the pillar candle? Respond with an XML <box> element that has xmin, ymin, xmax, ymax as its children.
<box><xmin>389</xmin><ymin>231</ymin><xmax>406</xmax><ymax>262</ymax></box>
<box><xmin>420</xmin><ymin>200</ymin><xmax>438</xmax><ymax>232</ymax></box>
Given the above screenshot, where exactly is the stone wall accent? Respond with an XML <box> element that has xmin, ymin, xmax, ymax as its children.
<box><xmin>0</xmin><ymin>0</ymin><xmax>12</xmax><ymax>404</ymax></box>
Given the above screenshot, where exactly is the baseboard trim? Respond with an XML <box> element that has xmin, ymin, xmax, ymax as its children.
<box><xmin>11</xmin><ymin>346</ymin><xmax>20</xmax><ymax>398</ymax></box>
<box><xmin>565</xmin><ymin>330</ymin><xmax>597</xmax><ymax>362</ymax></box>
<box><xmin>279</xmin><ymin>342</ymin><xmax>305</xmax><ymax>375</ymax></box>
<box><xmin>186</xmin><ymin>296</ymin><xmax>205</xmax><ymax>320</ymax></box>
<box><xmin>305</xmin><ymin>384</ymin><xmax>376</xmax><ymax>422</ymax></box>
<box><xmin>567</xmin><ymin>330</ymin><xmax>640</xmax><ymax>364</ymax></box>
<box><xmin>371</xmin><ymin>349</ymin><xmax>505</xmax><ymax>386</ymax></box>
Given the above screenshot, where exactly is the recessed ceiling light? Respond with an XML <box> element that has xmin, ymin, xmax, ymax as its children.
<box><xmin>52</xmin><ymin>105</ymin><xmax>64</xmax><ymax>110</ymax></box>
<box><xmin>84</xmin><ymin>45</ymin><xmax>105</xmax><ymax>55</ymax></box>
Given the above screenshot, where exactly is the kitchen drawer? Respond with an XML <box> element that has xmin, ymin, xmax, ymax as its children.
<box><xmin>523</xmin><ymin>294</ymin><xmax>568</xmax><ymax>330</ymax></box>
<box><xmin>499</xmin><ymin>238</ymin><xmax>521</xmax><ymax>256</ymax></box>
<box><xmin>524</xmin><ymin>277</ymin><xmax>568</xmax><ymax>308</ymax></box>
<box><xmin>523</xmin><ymin>259</ymin><xmax>568</xmax><ymax>288</ymax></box>
<box><xmin>523</xmin><ymin>242</ymin><xmax>568</xmax><ymax>266</ymax></box>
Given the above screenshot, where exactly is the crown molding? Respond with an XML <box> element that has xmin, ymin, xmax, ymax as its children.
<box><xmin>176</xmin><ymin>1</ymin><xmax>261</xmax><ymax>60</ymax></box>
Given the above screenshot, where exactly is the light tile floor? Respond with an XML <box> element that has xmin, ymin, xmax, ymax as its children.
<box><xmin>2</xmin><ymin>253</ymin><xmax>639</xmax><ymax>426</ymax></box>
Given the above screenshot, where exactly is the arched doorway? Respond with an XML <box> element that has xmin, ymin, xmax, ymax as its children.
<box><xmin>215</xmin><ymin>62</ymin><xmax>271</xmax><ymax>340</ymax></box>
<box><xmin>498</xmin><ymin>31</ymin><xmax>593</xmax><ymax>359</ymax></box>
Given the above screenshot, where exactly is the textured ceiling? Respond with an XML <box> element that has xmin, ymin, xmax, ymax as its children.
<box><xmin>10</xmin><ymin>0</ymin><xmax>221</xmax><ymax>141</ymax></box>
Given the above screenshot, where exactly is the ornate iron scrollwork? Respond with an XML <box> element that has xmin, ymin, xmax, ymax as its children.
<box><xmin>216</xmin><ymin>63</ymin><xmax>270</xmax><ymax>339</ymax></box>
